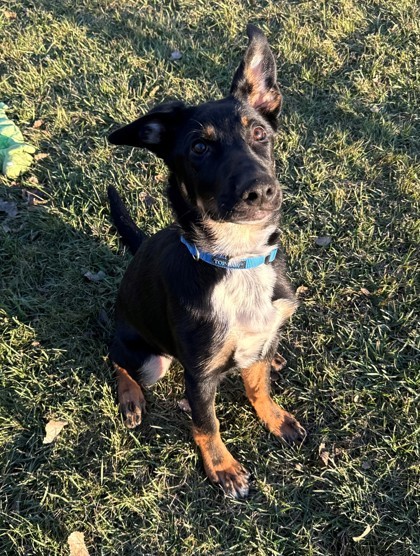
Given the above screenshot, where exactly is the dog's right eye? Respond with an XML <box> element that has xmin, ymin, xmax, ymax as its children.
<box><xmin>191</xmin><ymin>141</ymin><xmax>208</xmax><ymax>155</ymax></box>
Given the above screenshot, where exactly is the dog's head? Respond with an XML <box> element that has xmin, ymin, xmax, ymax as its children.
<box><xmin>109</xmin><ymin>25</ymin><xmax>283</xmax><ymax>226</ymax></box>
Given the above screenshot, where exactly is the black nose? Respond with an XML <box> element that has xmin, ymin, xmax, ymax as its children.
<box><xmin>240</xmin><ymin>180</ymin><xmax>279</xmax><ymax>208</ymax></box>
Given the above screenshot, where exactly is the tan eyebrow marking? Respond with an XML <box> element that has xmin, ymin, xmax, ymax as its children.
<box><xmin>202</xmin><ymin>124</ymin><xmax>217</xmax><ymax>139</ymax></box>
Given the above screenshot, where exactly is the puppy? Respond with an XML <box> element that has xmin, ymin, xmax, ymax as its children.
<box><xmin>107</xmin><ymin>24</ymin><xmax>305</xmax><ymax>498</ymax></box>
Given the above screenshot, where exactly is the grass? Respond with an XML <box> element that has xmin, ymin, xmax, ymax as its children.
<box><xmin>0</xmin><ymin>0</ymin><xmax>419</xmax><ymax>554</ymax></box>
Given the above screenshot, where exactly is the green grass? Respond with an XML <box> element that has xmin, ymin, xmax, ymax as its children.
<box><xmin>1</xmin><ymin>0</ymin><xmax>419</xmax><ymax>554</ymax></box>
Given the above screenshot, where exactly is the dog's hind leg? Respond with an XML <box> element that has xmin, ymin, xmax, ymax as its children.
<box><xmin>110</xmin><ymin>323</ymin><xmax>172</xmax><ymax>427</ymax></box>
<box><xmin>114</xmin><ymin>363</ymin><xmax>146</xmax><ymax>429</ymax></box>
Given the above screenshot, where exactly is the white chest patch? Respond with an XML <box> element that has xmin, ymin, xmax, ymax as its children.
<box><xmin>210</xmin><ymin>267</ymin><xmax>296</xmax><ymax>369</ymax></box>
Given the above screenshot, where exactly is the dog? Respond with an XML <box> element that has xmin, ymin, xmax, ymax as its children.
<box><xmin>107</xmin><ymin>24</ymin><xmax>305</xmax><ymax>498</ymax></box>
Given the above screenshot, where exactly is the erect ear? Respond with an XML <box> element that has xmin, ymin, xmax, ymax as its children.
<box><xmin>230</xmin><ymin>25</ymin><xmax>282</xmax><ymax>127</ymax></box>
<box><xmin>108</xmin><ymin>101</ymin><xmax>186</xmax><ymax>158</ymax></box>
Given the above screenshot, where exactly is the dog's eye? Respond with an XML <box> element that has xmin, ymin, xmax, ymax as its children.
<box><xmin>191</xmin><ymin>141</ymin><xmax>208</xmax><ymax>155</ymax></box>
<box><xmin>252</xmin><ymin>126</ymin><xmax>267</xmax><ymax>142</ymax></box>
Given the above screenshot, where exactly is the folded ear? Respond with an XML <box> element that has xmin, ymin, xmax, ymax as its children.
<box><xmin>230</xmin><ymin>25</ymin><xmax>282</xmax><ymax>127</ymax></box>
<box><xmin>108</xmin><ymin>101</ymin><xmax>186</xmax><ymax>158</ymax></box>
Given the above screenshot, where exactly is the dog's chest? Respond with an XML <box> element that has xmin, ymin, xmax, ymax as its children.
<box><xmin>210</xmin><ymin>266</ymin><xmax>286</xmax><ymax>369</ymax></box>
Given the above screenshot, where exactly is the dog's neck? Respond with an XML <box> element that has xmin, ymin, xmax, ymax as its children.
<box><xmin>167</xmin><ymin>174</ymin><xmax>280</xmax><ymax>259</ymax></box>
<box><xmin>192</xmin><ymin>219</ymin><xmax>279</xmax><ymax>258</ymax></box>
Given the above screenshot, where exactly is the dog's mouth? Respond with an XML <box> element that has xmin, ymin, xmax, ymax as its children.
<box><xmin>214</xmin><ymin>197</ymin><xmax>282</xmax><ymax>224</ymax></box>
<box><xmin>200</xmin><ymin>207</ymin><xmax>277</xmax><ymax>226</ymax></box>
<box><xmin>224</xmin><ymin>208</ymin><xmax>276</xmax><ymax>224</ymax></box>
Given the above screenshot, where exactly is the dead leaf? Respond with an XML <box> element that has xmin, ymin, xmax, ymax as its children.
<box><xmin>360</xmin><ymin>288</ymin><xmax>371</xmax><ymax>296</ymax></box>
<box><xmin>34</xmin><ymin>152</ymin><xmax>49</xmax><ymax>161</ymax></box>
<box><xmin>318</xmin><ymin>442</ymin><xmax>330</xmax><ymax>467</ymax></box>
<box><xmin>27</xmin><ymin>176</ymin><xmax>39</xmax><ymax>185</ymax></box>
<box><xmin>3</xmin><ymin>10</ymin><xmax>17</xmax><ymax>19</ymax></box>
<box><xmin>315</xmin><ymin>236</ymin><xmax>331</xmax><ymax>247</ymax></box>
<box><xmin>68</xmin><ymin>531</ymin><xmax>90</xmax><ymax>556</ymax></box>
<box><xmin>170</xmin><ymin>50</ymin><xmax>182</xmax><ymax>61</ymax></box>
<box><xmin>43</xmin><ymin>420</ymin><xmax>68</xmax><ymax>444</ymax></box>
<box><xmin>0</xmin><ymin>200</ymin><xmax>18</xmax><ymax>218</ymax></box>
<box><xmin>32</xmin><ymin>119</ymin><xmax>44</xmax><ymax>129</ymax></box>
<box><xmin>84</xmin><ymin>270</ymin><xmax>106</xmax><ymax>282</ymax></box>
<box><xmin>352</xmin><ymin>524</ymin><xmax>372</xmax><ymax>542</ymax></box>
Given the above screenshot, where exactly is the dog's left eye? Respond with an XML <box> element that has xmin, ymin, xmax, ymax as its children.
<box><xmin>191</xmin><ymin>141</ymin><xmax>208</xmax><ymax>155</ymax></box>
<box><xmin>252</xmin><ymin>126</ymin><xmax>267</xmax><ymax>142</ymax></box>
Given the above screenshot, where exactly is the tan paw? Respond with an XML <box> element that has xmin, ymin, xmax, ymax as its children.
<box><xmin>257</xmin><ymin>402</ymin><xmax>306</xmax><ymax>443</ymax></box>
<box><xmin>121</xmin><ymin>398</ymin><xmax>146</xmax><ymax>429</ymax></box>
<box><xmin>211</xmin><ymin>459</ymin><xmax>251</xmax><ymax>499</ymax></box>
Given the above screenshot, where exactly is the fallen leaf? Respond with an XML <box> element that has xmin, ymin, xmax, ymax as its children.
<box><xmin>352</xmin><ymin>524</ymin><xmax>372</xmax><ymax>542</ymax></box>
<box><xmin>84</xmin><ymin>270</ymin><xmax>106</xmax><ymax>282</ymax></box>
<box><xmin>360</xmin><ymin>288</ymin><xmax>371</xmax><ymax>296</ymax></box>
<box><xmin>34</xmin><ymin>152</ymin><xmax>49</xmax><ymax>161</ymax></box>
<box><xmin>318</xmin><ymin>442</ymin><xmax>330</xmax><ymax>467</ymax></box>
<box><xmin>32</xmin><ymin>119</ymin><xmax>44</xmax><ymax>129</ymax></box>
<box><xmin>27</xmin><ymin>176</ymin><xmax>39</xmax><ymax>185</ymax></box>
<box><xmin>68</xmin><ymin>531</ymin><xmax>90</xmax><ymax>556</ymax></box>
<box><xmin>43</xmin><ymin>420</ymin><xmax>68</xmax><ymax>444</ymax></box>
<box><xmin>3</xmin><ymin>10</ymin><xmax>17</xmax><ymax>19</ymax></box>
<box><xmin>0</xmin><ymin>199</ymin><xmax>18</xmax><ymax>218</ymax></box>
<box><xmin>170</xmin><ymin>50</ymin><xmax>182</xmax><ymax>61</ymax></box>
<box><xmin>315</xmin><ymin>236</ymin><xmax>331</xmax><ymax>247</ymax></box>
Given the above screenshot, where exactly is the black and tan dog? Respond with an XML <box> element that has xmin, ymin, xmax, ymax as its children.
<box><xmin>107</xmin><ymin>25</ymin><xmax>305</xmax><ymax>498</ymax></box>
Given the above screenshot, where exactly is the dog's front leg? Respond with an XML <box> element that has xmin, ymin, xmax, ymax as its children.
<box><xmin>185</xmin><ymin>372</ymin><xmax>250</xmax><ymax>498</ymax></box>
<box><xmin>241</xmin><ymin>361</ymin><xmax>306</xmax><ymax>442</ymax></box>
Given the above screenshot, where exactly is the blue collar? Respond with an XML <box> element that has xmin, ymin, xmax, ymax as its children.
<box><xmin>180</xmin><ymin>236</ymin><xmax>278</xmax><ymax>270</ymax></box>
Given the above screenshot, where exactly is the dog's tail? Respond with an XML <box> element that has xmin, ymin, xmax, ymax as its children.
<box><xmin>107</xmin><ymin>185</ymin><xmax>147</xmax><ymax>255</ymax></box>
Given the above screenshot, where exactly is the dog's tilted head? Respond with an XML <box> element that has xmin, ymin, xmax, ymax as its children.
<box><xmin>109</xmin><ymin>25</ymin><xmax>283</xmax><ymax>226</ymax></box>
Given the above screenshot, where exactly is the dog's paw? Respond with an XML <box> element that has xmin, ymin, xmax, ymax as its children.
<box><xmin>119</xmin><ymin>390</ymin><xmax>146</xmax><ymax>429</ymax></box>
<box><xmin>121</xmin><ymin>400</ymin><xmax>145</xmax><ymax>429</ymax></box>
<box><xmin>276</xmin><ymin>412</ymin><xmax>306</xmax><ymax>443</ymax></box>
<box><xmin>259</xmin><ymin>403</ymin><xmax>306</xmax><ymax>443</ymax></box>
<box><xmin>212</xmin><ymin>460</ymin><xmax>251</xmax><ymax>499</ymax></box>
